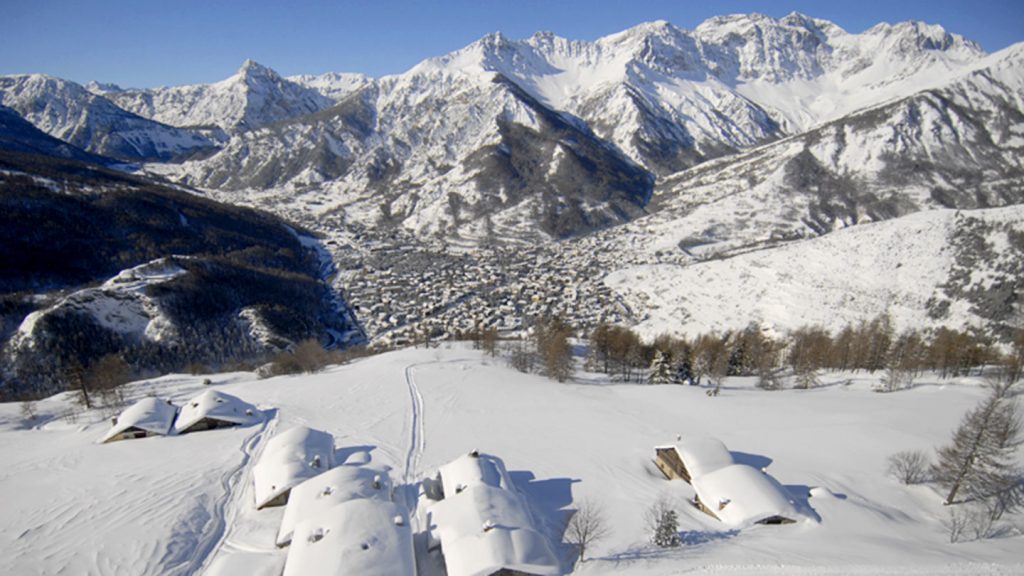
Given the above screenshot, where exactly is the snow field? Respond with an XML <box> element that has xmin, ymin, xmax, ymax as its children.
<box><xmin>0</xmin><ymin>344</ymin><xmax>1021</xmax><ymax>575</ymax></box>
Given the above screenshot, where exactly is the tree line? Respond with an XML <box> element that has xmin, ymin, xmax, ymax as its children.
<box><xmin>585</xmin><ymin>314</ymin><xmax>1022</xmax><ymax>391</ymax></box>
<box><xmin>476</xmin><ymin>313</ymin><xmax>1023</xmax><ymax>392</ymax></box>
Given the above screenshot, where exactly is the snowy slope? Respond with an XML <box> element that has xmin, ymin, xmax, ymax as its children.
<box><xmin>0</xmin><ymin>74</ymin><xmax>215</xmax><ymax>162</ymax></box>
<box><xmin>1</xmin><ymin>345</ymin><xmax>1021</xmax><ymax>575</ymax></box>
<box><xmin>104</xmin><ymin>60</ymin><xmax>335</xmax><ymax>135</ymax></box>
<box><xmin>604</xmin><ymin>206</ymin><xmax>1024</xmax><ymax>339</ymax></box>
<box><xmin>7</xmin><ymin>258</ymin><xmax>186</xmax><ymax>359</ymax></box>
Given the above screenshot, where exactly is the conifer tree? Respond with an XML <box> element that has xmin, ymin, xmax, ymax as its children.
<box><xmin>653</xmin><ymin>508</ymin><xmax>681</xmax><ymax>547</ymax></box>
<box><xmin>648</xmin><ymin>350</ymin><xmax>673</xmax><ymax>385</ymax></box>
<box><xmin>933</xmin><ymin>380</ymin><xmax>1022</xmax><ymax>505</ymax></box>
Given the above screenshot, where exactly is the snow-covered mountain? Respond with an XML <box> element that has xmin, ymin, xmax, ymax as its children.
<box><xmin>173</xmin><ymin>68</ymin><xmax>654</xmax><ymax>241</ymax></box>
<box><xmin>141</xmin><ymin>12</ymin><xmax>999</xmax><ymax>245</ymax></box>
<box><xmin>401</xmin><ymin>13</ymin><xmax>983</xmax><ymax>175</ymax></box>
<box><xmin>696</xmin><ymin>15</ymin><xmax>983</xmax><ymax>130</ymax></box>
<box><xmin>0</xmin><ymin>104</ymin><xmax>112</xmax><ymax>164</ymax></box>
<box><xmin>0</xmin><ymin>74</ymin><xmax>215</xmax><ymax>162</ymax></box>
<box><xmin>600</xmin><ymin>42</ymin><xmax>1024</xmax><ymax>261</ymax></box>
<box><xmin>103</xmin><ymin>60</ymin><xmax>336</xmax><ymax>136</ymax></box>
<box><xmin>574</xmin><ymin>43</ymin><xmax>1024</xmax><ymax>339</ymax></box>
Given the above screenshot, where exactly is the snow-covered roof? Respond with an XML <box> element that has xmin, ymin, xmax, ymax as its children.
<box><xmin>671</xmin><ymin>436</ymin><xmax>735</xmax><ymax>479</ymax></box>
<box><xmin>441</xmin><ymin>523</ymin><xmax>561</xmax><ymax>576</ymax></box>
<box><xmin>428</xmin><ymin>484</ymin><xmax>559</xmax><ymax>576</ymax></box>
<box><xmin>691</xmin><ymin>464</ymin><xmax>803</xmax><ymax>527</ymax></box>
<box><xmin>172</xmin><ymin>390</ymin><xmax>259</xmax><ymax>434</ymax></box>
<box><xmin>438</xmin><ymin>451</ymin><xmax>514</xmax><ymax>497</ymax></box>
<box><xmin>277</xmin><ymin>465</ymin><xmax>393</xmax><ymax>547</ymax></box>
<box><xmin>101</xmin><ymin>397</ymin><xmax>177</xmax><ymax>443</ymax></box>
<box><xmin>252</xmin><ymin>426</ymin><xmax>335</xmax><ymax>509</ymax></box>
<box><xmin>282</xmin><ymin>498</ymin><xmax>415</xmax><ymax>576</ymax></box>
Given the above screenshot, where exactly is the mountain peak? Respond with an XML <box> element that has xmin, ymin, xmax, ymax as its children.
<box><xmin>85</xmin><ymin>80</ymin><xmax>123</xmax><ymax>94</ymax></box>
<box><xmin>613</xmin><ymin>19</ymin><xmax>684</xmax><ymax>41</ymax></box>
<box><xmin>235</xmin><ymin>59</ymin><xmax>280</xmax><ymax>82</ymax></box>
<box><xmin>695</xmin><ymin>11</ymin><xmax>830</xmax><ymax>36</ymax></box>
<box><xmin>476</xmin><ymin>31</ymin><xmax>511</xmax><ymax>48</ymax></box>
<box><xmin>863</xmin><ymin>20</ymin><xmax>983</xmax><ymax>55</ymax></box>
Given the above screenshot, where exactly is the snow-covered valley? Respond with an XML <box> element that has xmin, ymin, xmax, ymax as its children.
<box><xmin>2</xmin><ymin>345</ymin><xmax>1021</xmax><ymax>575</ymax></box>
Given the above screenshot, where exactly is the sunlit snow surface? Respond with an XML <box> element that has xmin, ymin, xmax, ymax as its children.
<box><xmin>1</xmin><ymin>344</ymin><xmax>1021</xmax><ymax>575</ymax></box>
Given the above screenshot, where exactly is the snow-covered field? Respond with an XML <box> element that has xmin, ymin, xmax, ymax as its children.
<box><xmin>1</xmin><ymin>344</ymin><xmax>1021</xmax><ymax>575</ymax></box>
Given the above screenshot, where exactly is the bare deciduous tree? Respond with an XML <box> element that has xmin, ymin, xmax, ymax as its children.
<box><xmin>508</xmin><ymin>339</ymin><xmax>534</xmax><ymax>374</ymax></box>
<box><xmin>693</xmin><ymin>333</ymin><xmax>728</xmax><ymax>389</ymax></box>
<box><xmin>1006</xmin><ymin>327</ymin><xmax>1024</xmax><ymax>384</ymax></box>
<box><xmin>792</xmin><ymin>365</ymin><xmax>821</xmax><ymax>390</ymax></box>
<box><xmin>887</xmin><ymin>450</ymin><xmax>931</xmax><ymax>484</ymax></box>
<box><xmin>20</xmin><ymin>400</ymin><xmax>37</xmax><ymax>422</ymax></box>
<box><xmin>480</xmin><ymin>327</ymin><xmax>499</xmax><ymax>357</ymax></box>
<box><xmin>87</xmin><ymin>354</ymin><xmax>132</xmax><ymax>408</ymax></box>
<box><xmin>944</xmin><ymin>506</ymin><xmax>970</xmax><ymax>543</ymax></box>
<box><xmin>535</xmin><ymin>317</ymin><xmax>574</xmax><ymax>383</ymax></box>
<box><xmin>67</xmin><ymin>359</ymin><xmax>91</xmax><ymax>409</ymax></box>
<box><xmin>266</xmin><ymin>338</ymin><xmax>336</xmax><ymax>376</ymax></box>
<box><xmin>564</xmin><ymin>499</ymin><xmax>609</xmax><ymax>563</ymax></box>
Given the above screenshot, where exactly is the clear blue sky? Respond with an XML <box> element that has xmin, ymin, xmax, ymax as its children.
<box><xmin>2</xmin><ymin>0</ymin><xmax>1022</xmax><ymax>88</ymax></box>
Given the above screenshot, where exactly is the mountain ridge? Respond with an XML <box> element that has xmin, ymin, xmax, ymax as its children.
<box><xmin>117</xmin><ymin>13</ymin><xmax>1002</xmax><ymax>247</ymax></box>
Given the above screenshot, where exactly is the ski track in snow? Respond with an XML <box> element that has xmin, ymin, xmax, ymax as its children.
<box><xmin>187</xmin><ymin>411</ymin><xmax>275</xmax><ymax>575</ymax></box>
<box><xmin>403</xmin><ymin>363</ymin><xmax>427</xmax><ymax>486</ymax></box>
<box><xmin>400</xmin><ymin>358</ymin><xmax>475</xmax><ymax>522</ymax></box>
<box><xmin>402</xmin><ymin>358</ymin><xmax>474</xmax><ymax>487</ymax></box>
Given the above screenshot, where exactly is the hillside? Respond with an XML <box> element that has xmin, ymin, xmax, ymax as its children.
<box><xmin>1</xmin><ymin>345</ymin><xmax>1020</xmax><ymax>575</ymax></box>
<box><xmin>0</xmin><ymin>152</ymin><xmax>360</xmax><ymax>399</ymax></box>
<box><xmin>603</xmin><ymin>207</ymin><xmax>1024</xmax><ymax>339</ymax></box>
<box><xmin>0</xmin><ymin>105</ymin><xmax>113</xmax><ymax>164</ymax></box>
